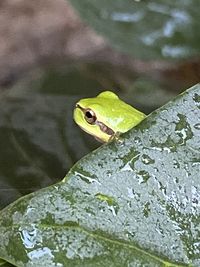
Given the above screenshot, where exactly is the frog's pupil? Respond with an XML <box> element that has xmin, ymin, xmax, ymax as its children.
<box><xmin>84</xmin><ymin>109</ymin><xmax>96</xmax><ymax>124</ymax></box>
<box><xmin>86</xmin><ymin>111</ymin><xmax>93</xmax><ymax>118</ymax></box>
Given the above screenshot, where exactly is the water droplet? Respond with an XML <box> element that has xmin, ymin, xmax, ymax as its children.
<box><xmin>76</xmin><ymin>172</ymin><xmax>101</xmax><ymax>185</ymax></box>
<box><xmin>173</xmin><ymin>159</ymin><xmax>180</xmax><ymax>169</ymax></box>
<box><xmin>95</xmin><ymin>193</ymin><xmax>119</xmax><ymax>216</ymax></box>
<box><xmin>134</xmin><ymin>136</ymin><xmax>141</xmax><ymax>145</ymax></box>
<box><xmin>155</xmin><ymin>223</ymin><xmax>164</xmax><ymax>236</ymax></box>
<box><xmin>150</xmin><ymin>137</ymin><xmax>177</xmax><ymax>153</ymax></box>
<box><xmin>141</xmin><ymin>154</ymin><xmax>155</xmax><ymax>165</ymax></box>
<box><xmin>175</xmin><ymin>177</ymin><xmax>179</xmax><ymax>183</ymax></box>
<box><xmin>19</xmin><ymin>226</ymin><xmax>37</xmax><ymax>249</ymax></box>
<box><xmin>127</xmin><ymin>187</ymin><xmax>135</xmax><ymax>199</ymax></box>
<box><xmin>126</xmin><ymin>231</ymin><xmax>136</xmax><ymax>239</ymax></box>
<box><xmin>154</xmin><ymin>167</ymin><xmax>159</xmax><ymax>173</ymax></box>
<box><xmin>115</xmin><ymin>136</ymin><xmax>125</xmax><ymax>146</ymax></box>
<box><xmin>27</xmin><ymin>247</ymin><xmax>54</xmax><ymax>260</ymax></box>
<box><xmin>137</xmin><ymin>170</ymin><xmax>150</xmax><ymax>183</ymax></box>
<box><xmin>109</xmin><ymin>205</ymin><xmax>118</xmax><ymax>216</ymax></box>
<box><xmin>194</xmin><ymin>123</ymin><xmax>200</xmax><ymax>130</ymax></box>
<box><xmin>157</xmin><ymin>181</ymin><xmax>167</xmax><ymax>195</ymax></box>
<box><xmin>175</xmin><ymin>114</ymin><xmax>193</xmax><ymax>144</ymax></box>
<box><xmin>106</xmin><ymin>170</ymin><xmax>112</xmax><ymax>177</ymax></box>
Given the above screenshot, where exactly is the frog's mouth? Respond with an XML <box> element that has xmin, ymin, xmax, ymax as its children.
<box><xmin>95</xmin><ymin>121</ymin><xmax>114</xmax><ymax>136</ymax></box>
<box><xmin>76</xmin><ymin>104</ymin><xmax>115</xmax><ymax>136</ymax></box>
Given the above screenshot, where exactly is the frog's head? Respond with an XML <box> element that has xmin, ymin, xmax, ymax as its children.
<box><xmin>73</xmin><ymin>91</ymin><xmax>117</xmax><ymax>142</ymax></box>
<box><xmin>73</xmin><ymin>91</ymin><xmax>146</xmax><ymax>143</ymax></box>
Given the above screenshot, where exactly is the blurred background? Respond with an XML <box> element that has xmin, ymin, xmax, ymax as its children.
<box><xmin>0</xmin><ymin>0</ymin><xmax>199</xmax><ymax>209</ymax></box>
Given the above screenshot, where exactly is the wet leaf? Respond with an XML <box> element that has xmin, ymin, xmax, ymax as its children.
<box><xmin>0</xmin><ymin>84</ymin><xmax>199</xmax><ymax>266</ymax></box>
<box><xmin>69</xmin><ymin>0</ymin><xmax>200</xmax><ymax>60</ymax></box>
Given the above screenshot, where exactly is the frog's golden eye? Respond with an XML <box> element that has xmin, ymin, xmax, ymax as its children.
<box><xmin>84</xmin><ymin>109</ymin><xmax>96</xmax><ymax>124</ymax></box>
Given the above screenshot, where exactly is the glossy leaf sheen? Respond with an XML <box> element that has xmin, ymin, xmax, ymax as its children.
<box><xmin>0</xmin><ymin>84</ymin><xmax>200</xmax><ymax>266</ymax></box>
<box><xmin>69</xmin><ymin>0</ymin><xmax>200</xmax><ymax>60</ymax></box>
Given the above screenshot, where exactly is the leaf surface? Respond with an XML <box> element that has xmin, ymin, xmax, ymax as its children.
<box><xmin>0</xmin><ymin>84</ymin><xmax>199</xmax><ymax>266</ymax></box>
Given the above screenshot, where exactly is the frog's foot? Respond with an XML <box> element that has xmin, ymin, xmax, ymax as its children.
<box><xmin>108</xmin><ymin>132</ymin><xmax>123</xmax><ymax>144</ymax></box>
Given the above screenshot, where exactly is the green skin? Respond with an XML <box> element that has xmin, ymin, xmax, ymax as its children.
<box><xmin>73</xmin><ymin>91</ymin><xmax>146</xmax><ymax>143</ymax></box>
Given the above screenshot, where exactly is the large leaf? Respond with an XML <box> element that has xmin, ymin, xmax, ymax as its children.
<box><xmin>69</xmin><ymin>0</ymin><xmax>200</xmax><ymax>60</ymax></box>
<box><xmin>0</xmin><ymin>84</ymin><xmax>199</xmax><ymax>266</ymax></box>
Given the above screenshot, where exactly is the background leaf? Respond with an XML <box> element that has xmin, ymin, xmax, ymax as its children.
<box><xmin>69</xmin><ymin>0</ymin><xmax>200</xmax><ymax>60</ymax></box>
<box><xmin>0</xmin><ymin>65</ymin><xmax>102</xmax><ymax>209</ymax></box>
<box><xmin>0</xmin><ymin>84</ymin><xmax>199</xmax><ymax>266</ymax></box>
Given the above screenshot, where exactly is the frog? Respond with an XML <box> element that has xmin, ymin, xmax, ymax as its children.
<box><xmin>73</xmin><ymin>91</ymin><xmax>146</xmax><ymax>143</ymax></box>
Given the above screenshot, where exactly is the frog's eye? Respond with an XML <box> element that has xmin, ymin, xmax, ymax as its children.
<box><xmin>84</xmin><ymin>109</ymin><xmax>96</xmax><ymax>124</ymax></box>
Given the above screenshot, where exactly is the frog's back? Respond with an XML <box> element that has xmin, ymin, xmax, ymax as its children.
<box><xmin>95</xmin><ymin>91</ymin><xmax>146</xmax><ymax>133</ymax></box>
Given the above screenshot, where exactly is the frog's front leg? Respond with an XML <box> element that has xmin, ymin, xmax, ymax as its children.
<box><xmin>108</xmin><ymin>131</ymin><xmax>123</xmax><ymax>143</ymax></box>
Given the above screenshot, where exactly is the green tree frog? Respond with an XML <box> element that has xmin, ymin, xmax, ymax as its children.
<box><xmin>73</xmin><ymin>91</ymin><xmax>146</xmax><ymax>143</ymax></box>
